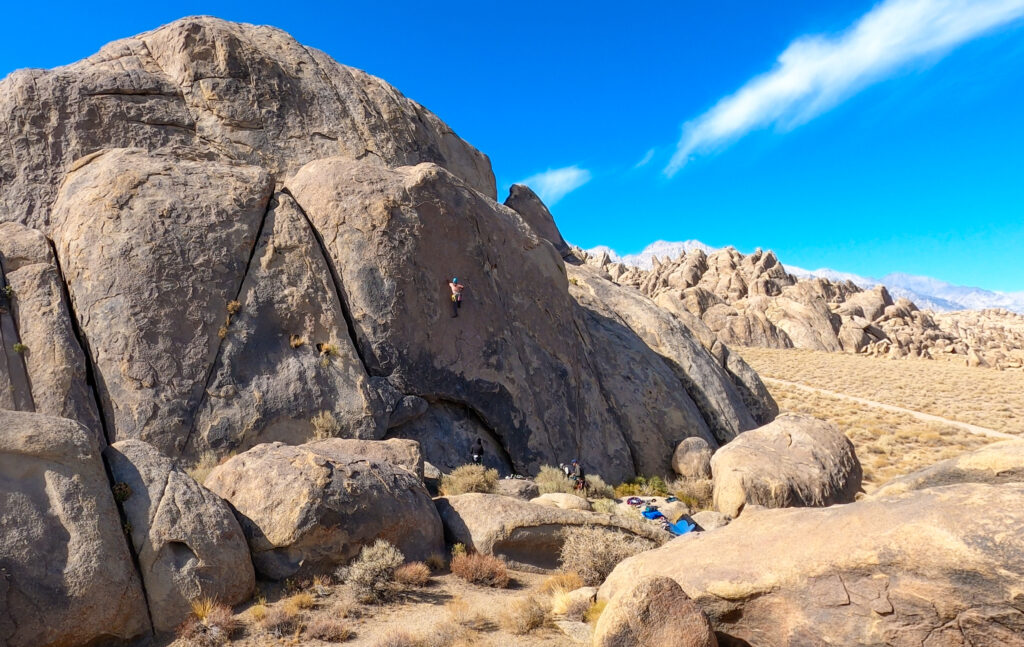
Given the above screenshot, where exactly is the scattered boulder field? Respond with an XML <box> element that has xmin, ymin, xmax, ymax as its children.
<box><xmin>0</xmin><ymin>15</ymin><xmax>1021</xmax><ymax>647</ymax></box>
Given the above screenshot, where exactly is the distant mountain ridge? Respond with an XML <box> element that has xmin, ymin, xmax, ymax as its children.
<box><xmin>589</xmin><ymin>240</ymin><xmax>1024</xmax><ymax>314</ymax></box>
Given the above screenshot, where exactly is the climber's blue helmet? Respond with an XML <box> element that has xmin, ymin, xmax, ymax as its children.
<box><xmin>452</xmin><ymin>277</ymin><xmax>458</xmax><ymax>283</ymax></box>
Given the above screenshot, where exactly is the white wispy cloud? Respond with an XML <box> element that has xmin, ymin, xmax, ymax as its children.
<box><xmin>520</xmin><ymin>165</ymin><xmax>592</xmax><ymax>205</ymax></box>
<box><xmin>666</xmin><ymin>0</ymin><xmax>1024</xmax><ymax>176</ymax></box>
<box><xmin>634</xmin><ymin>148</ymin><xmax>656</xmax><ymax>168</ymax></box>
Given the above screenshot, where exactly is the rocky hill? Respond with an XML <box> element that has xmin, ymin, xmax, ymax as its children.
<box><xmin>0</xmin><ymin>16</ymin><xmax>774</xmax><ymax>484</ymax></box>
<box><xmin>580</xmin><ymin>245</ymin><xmax>1024</xmax><ymax>370</ymax></box>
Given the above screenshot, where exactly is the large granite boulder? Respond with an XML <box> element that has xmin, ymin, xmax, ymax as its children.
<box><xmin>205</xmin><ymin>440</ymin><xmax>443</xmax><ymax>579</ymax></box>
<box><xmin>672</xmin><ymin>437</ymin><xmax>713</xmax><ymax>479</ymax></box>
<box><xmin>711</xmin><ymin>414</ymin><xmax>861</xmax><ymax>516</ymax></box>
<box><xmin>434</xmin><ymin>493</ymin><xmax>667</xmax><ymax>571</ymax></box>
<box><xmin>503</xmin><ymin>183</ymin><xmax>571</xmax><ymax>257</ymax></box>
<box><xmin>104</xmin><ymin>439</ymin><xmax>255</xmax><ymax>632</ymax></box>
<box><xmin>594</xmin><ymin>576</ymin><xmax>718</xmax><ymax>647</ymax></box>
<box><xmin>49</xmin><ymin>148</ymin><xmax>274</xmax><ymax>456</ymax></box>
<box><xmin>600</xmin><ymin>483</ymin><xmax>1024</xmax><ymax>646</ymax></box>
<box><xmin>0</xmin><ymin>411</ymin><xmax>150</xmax><ymax>647</ymax></box>
<box><xmin>0</xmin><ymin>222</ymin><xmax>104</xmax><ymax>443</ymax></box>
<box><xmin>305</xmin><ymin>437</ymin><xmax>425</xmax><ymax>479</ymax></box>
<box><xmin>0</xmin><ymin>16</ymin><xmax>495</xmax><ymax>234</ymax></box>
<box><xmin>872</xmin><ymin>439</ymin><xmax>1024</xmax><ymax>497</ymax></box>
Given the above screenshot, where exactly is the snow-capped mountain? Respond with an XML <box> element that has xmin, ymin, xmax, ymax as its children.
<box><xmin>590</xmin><ymin>240</ymin><xmax>1024</xmax><ymax>314</ymax></box>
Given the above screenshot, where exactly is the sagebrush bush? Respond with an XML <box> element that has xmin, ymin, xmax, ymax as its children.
<box><xmin>311</xmin><ymin>410</ymin><xmax>341</xmax><ymax>440</ymax></box>
<box><xmin>535</xmin><ymin>465</ymin><xmax>573</xmax><ymax>494</ymax></box>
<box><xmin>283</xmin><ymin>591</ymin><xmax>315</xmax><ymax>615</ymax></box>
<box><xmin>258</xmin><ymin>607</ymin><xmax>295</xmax><ymax>637</ymax></box>
<box><xmin>307</xmin><ymin>617</ymin><xmax>353</xmax><ymax>642</ymax></box>
<box><xmin>614</xmin><ymin>475</ymin><xmax>670</xmax><ymax>498</ymax></box>
<box><xmin>559</xmin><ymin>526</ymin><xmax>656</xmax><ymax>586</ymax></box>
<box><xmin>347</xmin><ymin>539</ymin><xmax>405</xmax><ymax>603</ymax></box>
<box><xmin>670</xmin><ymin>477</ymin><xmax>714</xmax><ymax>511</ymax></box>
<box><xmin>394</xmin><ymin>561</ymin><xmax>431</xmax><ymax>587</ymax></box>
<box><xmin>499</xmin><ymin>595</ymin><xmax>547</xmax><ymax>635</ymax></box>
<box><xmin>439</xmin><ymin>464</ymin><xmax>498</xmax><ymax>495</ymax></box>
<box><xmin>585</xmin><ymin>474</ymin><xmax>615</xmax><ymax>499</ymax></box>
<box><xmin>450</xmin><ymin>552</ymin><xmax>509</xmax><ymax>588</ymax></box>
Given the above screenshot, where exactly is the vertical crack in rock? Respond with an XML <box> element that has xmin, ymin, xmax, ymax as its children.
<box><xmin>46</xmin><ymin>238</ymin><xmax>113</xmax><ymax>446</ymax></box>
<box><xmin>0</xmin><ymin>257</ymin><xmax>36</xmax><ymax>413</ymax></box>
<box><xmin>282</xmin><ymin>187</ymin><xmax>378</xmax><ymax>377</ymax></box>
<box><xmin>571</xmin><ymin>315</ymin><xmax>641</xmax><ymax>476</ymax></box>
<box><xmin>180</xmin><ymin>190</ymin><xmax>275</xmax><ymax>460</ymax></box>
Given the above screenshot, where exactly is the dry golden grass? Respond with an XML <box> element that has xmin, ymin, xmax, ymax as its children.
<box><xmin>538</xmin><ymin>572</ymin><xmax>584</xmax><ymax>595</ymax></box>
<box><xmin>739</xmin><ymin>346</ymin><xmax>1024</xmax><ymax>434</ymax></box>
<box><xmin>760</xmin><ymin>377</ymin><xmax>994</xmax><ymax>492</ymax></box>
<box><xmin>498</xmin><ymin>595</ymin><xmax>547</xmax><ymax>635</ymax></box>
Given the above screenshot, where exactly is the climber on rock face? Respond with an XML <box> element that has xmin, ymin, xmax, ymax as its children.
<box><xmin>449</xmin><ymin>277</ymin><xmax>465</xmax><ymax>317</ymax></box>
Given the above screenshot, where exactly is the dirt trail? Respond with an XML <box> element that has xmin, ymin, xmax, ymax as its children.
<box><xmin>762</xmin><ymin>377</ymin><xmax>1017</xmax><ymax>440</ymax></box>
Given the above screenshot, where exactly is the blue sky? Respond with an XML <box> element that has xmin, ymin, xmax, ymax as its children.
<box><xmin>4</xmin><ymin>1</ymin><xmax>1024</xmax><ymax>290</ymax></box>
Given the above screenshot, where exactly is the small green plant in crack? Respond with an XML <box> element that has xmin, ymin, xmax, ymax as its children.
<box><xmin>2</xmin><ymin>285</ymin><xmax>12</xmax><ymax>299</ymax></box>
<box><xmin>112</xmin><ymin>482</ymin><xmax>132</xmax><ymax>503</ymax></box>
<box><xmin>12</xmin><ymin>343</ymin><xmax>27</xmax><ymax>354</ymax></box>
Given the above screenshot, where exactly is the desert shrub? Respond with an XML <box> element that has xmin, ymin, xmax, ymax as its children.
<box><xmin>311</xmin><ymin>411</ymin><xmax>341</xmax><ymax>440</ymax></box>
<box><xmin>283</xmin><ymin>591</ymin><xmax>316</xmax><ymax>615</ymax></box>
<box><xmin>425</xmin><ymin>553</ymin><xmax>447</xmax><ymax>571</ymax></box>
<box><xmin>111</xmin><ymin>482</ymin><xmax>132</xmax><ymax>503</ymax></box>
<box><xmin>311</xmin><ymin>574</ymin><xmax>333</xmax><ymax>597</ymax></box>
<box><xmin>247</xmin><ymin>597</ymin><xmax>268</xmax><ymax>623</ymax></box>
<box><xmin>394</xmin><ymin>561</ymin><xmax>431</xmax><ymax>587</ymax></box>
<box><xmin>177</xmin><ymin>598</ymin><xmax>239</xmax><ymax>646</ymax></box>
<box><xmin>591</xmin><ymin>498</ymin><xmax>619</xmax><ymax>515</ymax></box>
<box><xmin>550</xmin><ymin>589</ymin><xmax>591</xmax><ymax>621</ymax></box>
<box><xmin>187</xmin><ymin>451</ymin><xmax>221</xmax><ymax>486</ymax></box>
<box><xmin>585</xmin><ymin>474</ymin><xmax>615</xmax><ymax>499</ymax></box>
<box><xmin>584</xmin><ymin>599</ymin><xmax>607</xmax><ymax>624</ymax></box>
<box><xmin>535</xmin><ymin>465</ymin><xmax>573</xmax><ymax>494</ymax></box>
<box><xmin>375</xmin><ymin>630</ymin><xmax>419</xmax><ymax>647</ymax></box>
<box><xmin>450</xmin><ymin>552</ymin><xmax>509</xmax><ymax>588</ymax></box>
<box><xmin>346</xmin><ymin>539</ymin><xmax>404</xmax><ymax>603</ymax></box>
<box><xmin>12</xmin><ymin>343</ymin><xmax>26</xmax><ymax>354</ymax></box>
<box><xmin>614</xmin><ymin>475</ymin><xmax>670</xmax><ymax>498</ymax></box>
<box><xmin>439</xmin><ymin>464</ymin><xmax>498</xmax><ymax>495</ymax></box>
<box><xmin>258</xmin><ymin>606</ymin><xmax>296</xmax><ymax>636</ymax></box>
<box><xmin>320</xmin><ymin>342</ymin><xmax>340</xmax><ymax>356</ymax></box>
<box><xmin>670</xmin><ymin>477</ymin><xmax>714</xmax><ymax>511</ymax></box>
<box><xmin>289</xmin><ymin>334</ymin><xmax>306</xmax><ymax>348</ymax></box>
<box><xmin>445</xmin><ymin>596</ymin><xmax>485</xmax><ymax>629</ymax></box>
<box><xmin>226</xmin><ymin>300</ymin><xmax>241</xmax><ymax>315</ymax></box>
<box><xmin>418</xmin><ymin>620</ymin><xmax>465</xmax><ymax>647</ymax></box>
<box><xmin>451</xmin><ymin>543</ymin><xmax>467</xmax><ymax>559</ymax></box>
<box><xmin>307</xmin><ymin>617</ymin><xmax>353</xmax><ymax>642</ymax></box>
<box><xmin>538</xmin><ymin>571</ymin><xmax>584</xmax><ymax>594</ymax></box>
<box><xmin>559</xmin><ymin>526</ymin><xmax>656</xmax><ymax>586</ymax></box>
<box><xmin>499</xmin><ymin>595</ymin><xmax>547</xmax><ymax>635</ymax></box>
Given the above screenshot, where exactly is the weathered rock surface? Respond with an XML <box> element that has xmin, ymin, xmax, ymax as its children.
<box><xmin>205</xmin><ymin>440</ymin><xmax>443</xmax><ymax>579</ymax></box>
<box><xmin>594</xmin><ymin>576</ymin><xmax>718</xmax><ymax>647</ymax></box>
<box><xmin>0</xmin><ymin>16</ymin><xmax>495</xmax><ymax>234</ymax></box>
<box><xmin>672</xmin><ymin>437</ymin><xmax>713</xmax><ymax>479</ymax></box>
<box><xmin>0</xmin><ymin>222</ymin><xmax>104</xmax><ymax>443</ymax></box>
<box><xmin>690</xmin><ymin>510</ymin><xmax>730</xmax><ymax>531</ymax></box>
<box><xmin>0</xmin><ymin>411</ymin><xmax>150</xmax><ymax>647</ymax></box>
<box><xmin>435</xmin><ymin>493</ymin><xmax>667</xmax><ymax>571</ymax></box>
<box><xmin>49</xmin><ymin>148</ymin><xmax>273</xmax><ymax>455</ymax></box>
<box><xmin>0</xmin><ymin>17</ymin><xmax>775</xmax><ymax>484</ymax></box>
<box><xmin>530</xmin><ymin>492</ymin><xmax>593</xmax><ymax>511</ymax></box>
<box><xmin>306</xmin><ymin>437</ymin><xmax>425</xmax><ymax>479</ymax></box>
<box><xmin>872</xmin><ymin>439</ymin><xmax>1024</xmax><ymax>497</ymax></box>
<box><xmin>711</xmin><ymin>414</ymin><xmax>861</xmax><ymax>517</ymax></box>
<box><xmin>104</xmin><ymin>439</ymin><xmax>255</xmax><ymax>632</ymax></box>
<box><xmin>496</xmin><ymin>478</ymin><xmax>540</xmax><ymax>500</ymax></box>
<box><xmin>600</xmin><ymin>483</ymin><xmax>1024</xmax><ymax>646</ymax></box>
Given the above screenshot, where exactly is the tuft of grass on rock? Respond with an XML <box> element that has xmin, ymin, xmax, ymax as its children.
<box><xmin>311</xmin><ymin>410</ymin><xmax>341</xmax><ymax>440</ymax></box>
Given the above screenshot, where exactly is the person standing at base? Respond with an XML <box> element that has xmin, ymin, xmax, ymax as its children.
<box><xmin>471</xmin><ymin>437</ymin><xmax>484</xmax><ymax>465</ymax></box>
<box><xmin>449</xmin><ymin>277</ymin><xmax>465</xmax><ymax>317</ymax></box>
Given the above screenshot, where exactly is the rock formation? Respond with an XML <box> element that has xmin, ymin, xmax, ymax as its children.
<box><xmin>593</xmin><ymin>576</ymin><xmax>718</xmax><ymax>647</ymax></box>
<box><xmin>710</xmin><ymin>414</ymin><xmax>862</xmax><ymax>517</ymax></box>
<box><xmin>583</xmin><ymin>245</ymin><xmax>1024</xmax><ymax>370</ymax></box>
<box><xmin>0</xmin><ymin>411</ymin><xmax>150</xmax><ymax>647</ymax></box>
<box><xmin>600</xmin><ymin>482</ymin><xmax>1024</xmax><ymax>646</ymax></box>
<box><xmin>0</xmin><ymin>16</ymin><xmax>774</xmax><ymax>484</ymax></box>
<box><xmin>104</xmin><ymin>439</ymin><xmax>255</xmax><ymax>632</ymax></box>
<box><xmin>205</xmin><ymin>440</ymin><xmax>444</xmax><ymax>579</ymax></box>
